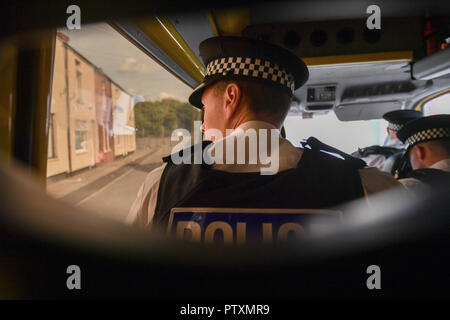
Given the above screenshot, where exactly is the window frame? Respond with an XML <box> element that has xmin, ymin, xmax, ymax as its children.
<box><xmin>74</xmin><ymin>120</ymin><xmax>88</xmax><ymax>154</ymax></box>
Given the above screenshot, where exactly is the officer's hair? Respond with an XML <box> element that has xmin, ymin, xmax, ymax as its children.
<box><xmin>212</xmin><ymin>80</ymin><xmax>292</xmax><ymax>122</ymax></box>
<box><xmin>427</xmin><ymin>139</ymin><xmax>450</xmax><ymax>156</ymax></box>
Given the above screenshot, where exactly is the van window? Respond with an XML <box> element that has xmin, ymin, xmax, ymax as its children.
<box><xmin>46</xmin><ymin>23</ymin><xmax>201</xmax><ymax>221</ymax></box>
<box><xmin>284</xmin><ymin>112</ymin><xmax>387</xmax><ymax>153</ymax></box>
<box><xmin>422</xmin><ymin>92</ymin><xmax>450</xmax><ymax>116</ymax></box>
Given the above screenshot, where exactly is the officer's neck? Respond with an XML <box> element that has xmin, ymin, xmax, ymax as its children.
<box><xmin>228</xmin><ymin>110</ymin><xmax>281</xmax><ymax>131</ymax></box>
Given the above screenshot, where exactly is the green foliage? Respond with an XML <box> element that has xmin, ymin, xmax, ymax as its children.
<box><xmin>134</xmin><ymin>98</ymin><xmax>201</xmax><ymax>138</ymax></box>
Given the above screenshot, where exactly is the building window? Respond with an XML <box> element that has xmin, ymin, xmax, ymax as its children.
<box><xmin>75</xmin><ymin>120</ymin><xmax>88</xmax><ymax>153</ymax></box>
<box><xmin>76</xmin><ymin>70</ymin><xmax>83</xmax><ymax>103</ymax></box>
<box><xmin>76</xmin><ymin>64</ymin><xmax>83</xmax><ymax>104</ymax></box>
<box><xmin>47</xmin><ymin>114</ymin><xmax>56</xmax><ymax>159</ymax></box>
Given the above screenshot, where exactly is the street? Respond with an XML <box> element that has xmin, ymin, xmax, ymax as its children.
<box><xmin>76</xmin><ymin>155</ymin><xmax>160</xmax><ymax>222</ymax></box>
<box><xmin>47</xmin><ymin>139</ymin><xmax>174</xmax><ymax>222</ymax></box>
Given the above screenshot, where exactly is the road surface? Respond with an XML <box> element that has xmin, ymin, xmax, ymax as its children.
<box><xmin>48</xmin><ymin>146</ymin><xmax>171</xmax><ymax>222</ymax></box>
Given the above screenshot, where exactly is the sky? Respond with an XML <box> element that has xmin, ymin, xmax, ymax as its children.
<box><xmin>61</xmin><ymin>23</ymin><xmax>192</xmax><ymax>102</ymax></box>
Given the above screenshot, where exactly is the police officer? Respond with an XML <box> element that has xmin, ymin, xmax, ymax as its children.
<box><xmin>397</xmin><ymin>114</ymin><xmax>450</xmax><ymax>191</ymax></box>
<box><xmin>127</xmin><ymin>36</ymin><xmax>401</xmax><ymax>230</ymax></box>
<box><xmin>352</xmin><ymin>110</ymin><xmax>422</xmax><ymax>173</ymax></box>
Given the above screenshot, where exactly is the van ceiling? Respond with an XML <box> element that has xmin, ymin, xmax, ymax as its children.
<box><xmin>249</xmin><ymin>0</ymin><xmax>449</xmax><ymax>23</ymax></box>
<box><xmin>117</xmin><ymin>1</ymin><xmax>450</xmax><ymax>120</ymax></box>
<box><xmin>294</xmin><ymin>61</ymin><xmax>431</xmax><ymax>120</ymax></box>
<box><xmin>307</xmin><ymin>61</ymin><xmax>411</xmax><ymax>83</ymax></box>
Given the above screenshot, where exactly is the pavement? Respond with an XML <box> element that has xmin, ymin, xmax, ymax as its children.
<box><xmin>46</xmin><ymin>137</ymin><xmax>174</xmax><ymax>222</ymax></box>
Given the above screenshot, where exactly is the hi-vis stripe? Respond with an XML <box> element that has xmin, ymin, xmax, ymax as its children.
<box><xmin>206</xmin><ymin>57</ymin><xmax>295</xmax><ymax>93</ymax></box>
<box><xmin>388</xmin><ymin>122</ymin><xmax>403</xmax><ymax>131</ymax></box>
<box><xmin>405</xmin><ymin>127</ymin><xmax>450</xmax><ymax>147</ymax></box>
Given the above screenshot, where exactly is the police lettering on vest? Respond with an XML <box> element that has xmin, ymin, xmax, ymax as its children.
<box><xmin>168</xmin><ymin>208</ymin><xmax>342</xmax><ymax>244</ymax></box>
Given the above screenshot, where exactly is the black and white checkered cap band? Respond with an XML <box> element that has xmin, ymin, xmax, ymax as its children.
<box><xmin>405</xmin><ymin>127</ymin><xmax>450</xmax><ymax>148</ymax></box>
<box><xmin>206</xmin><ymin>57</ymin><xmax>295</xmax><ymax>93</ymax></box>
<box><xmin>388</xmin><ymin>122</ymin><xmax>403</xmax><ymax>131</ymax></box>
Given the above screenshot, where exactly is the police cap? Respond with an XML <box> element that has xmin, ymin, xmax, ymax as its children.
<box><xmin>188</xmin><ymin>36</ymin><xmax>309</xmax><ymax>108</ymax></box>
<box><xmin>397</xmin><ymin>114</ymin><xmax>450</xmax><ymax>150</ymax></box>
<box><xmin>382</xmin><ymin>109</ymin><xmax>423</xmax><ymax>131</ymax></box>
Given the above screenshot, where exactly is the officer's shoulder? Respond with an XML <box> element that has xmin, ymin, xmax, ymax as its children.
<box><xmin>359</xmin><ymin>166</ymin><xmax>401</xmax><ymax>193</ymax></box>
<box><xmin>143</xmin><ymin>163</ymin><xmax>167</xmax><ymax>185</ymax></box>
<box><xmin>359</xmin><ymin>166</ymin><xmax>395</xmax><ymax>177</ymax></box>
<box><xmin>162</xmin><ymin>140</ymin><xmax>213</xmax><ymax>164</ymax></box>
<box><xmin>398</xmin><ymin>176</ymin><xmax>421</xmax><ymax>186</ymax></box>
<box><xmin>398</xmin><ymin>176</ymin><xmax>429</xmax><ymax>193</ymax></box>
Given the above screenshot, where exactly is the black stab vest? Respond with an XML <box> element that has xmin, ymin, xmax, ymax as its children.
<box><xmin>406</xmin><ymin>168</ymin><xmax>450</xmax><ymax>188</ymax></box>
<box><xmin>153</xmin><ymin>137</ymin><xmax>366</xmax><ymax>230</ymax></box>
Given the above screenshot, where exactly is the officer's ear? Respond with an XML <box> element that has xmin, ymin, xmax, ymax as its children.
<box><xmin>223</xmin><ymin>82</ymin><xmax>243</xmax><ymax>119</ymax></box>
<box><xmin>387</xmin><ymin>128</ymin><xmax>397</xmax><ymax>139</ymax></box>
<box><xmin>413</xmin><ymin>144</ymin><xmax>426</xmax><ymax>161</ymax></box>
<box><xmin>408</xmin><ymin>145</ymin><xmax>421</xmax><ymax>170</ymax></box>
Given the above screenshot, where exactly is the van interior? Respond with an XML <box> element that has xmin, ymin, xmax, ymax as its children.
<box><xmin>0</xmin><ymin>0</ymin><xmax>449</xmax><ymax>299</ymax></box>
